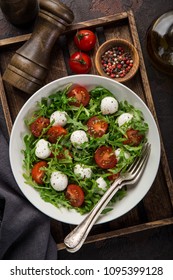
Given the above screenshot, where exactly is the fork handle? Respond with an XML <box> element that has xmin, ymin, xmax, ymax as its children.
<box><xmin>64</xmin><ymin>177</ymin><xmax>123</xmax><ymax>252</ymax></box>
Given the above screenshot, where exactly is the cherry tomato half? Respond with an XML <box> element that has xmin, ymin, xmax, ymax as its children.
<box><xmin>74</xmin><ymin>29</ymin><xmax>96</xmax><ymax>51</ymax></box>
<box><xmin>69</xmin><ymin>52</ymin><xmax>91</xmax><ymax>74</ymax></box>
<box><xmin>31</xmin><ymin>161</ymin><xmax>48</xmax><ymax>185</ymax></box>
<box><xmin>47</xmin><ymin>125</ymin><xmax>67</xmax><ymax>143</ymax></box>
<box><xmin>87</xmin><ymin>116</ymin><xmax>108</xmax><ymax>138</ymax></box>
<box><xmin>94</xmin><ymin>146</ymin><xmax>117</xmax><ymax>169</ymax></box>
<box><xmin>123</xmin><ymin>129</ymin><xmax>144</xmax><ymax>146</ymax></box>
<box><xmin>30</xmin><ymin>117</ymin><xmax>50</xmax><ymax>137</ymax></box>
<box><xmin>67</xmin><ymin>85</ymin><xmax>90</xmax><ymax>107</ymax></box>
<box><xmin>66</xmin><ymin>184</ymin><xmax>85</xmax><ymax>207</ymax></box>
<box><xmin>107</xmin><ymin>172</ymin><xmax>120</xmax><ymax>181</ymax></box>
<box><xmin>51</xmin><ymin>147</ymin><xmax>72</xmax><ymax>160</ymax></box>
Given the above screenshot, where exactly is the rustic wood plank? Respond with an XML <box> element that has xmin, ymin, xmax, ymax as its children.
<box><xmin>57</xmin><ymin>217</ymin><xmax>173</xmax><ymax>251</ymax></box>
<box><xmin>127</xmin><ymin>10</ymin><xmax>173</xmax><ymax>207</ymax></box>
<box><xmin>0</xmin><ymin>34</ymin><xmax>31</xmax><ymax>47</ymax></box>
<box><xmin>0</xmin><ymin>72</ymin><xmax>12</xmax><ymax>134</ymax></box>
<box><xmin>65</xmin><ymin>12</ymin><xmax>128</xmax><ymax>33</ymax></box>
<box><xmin>45</xmin><ymin>45</ymin><xmax>68</xmax><ymax>84</ymax></box>
<box><xmin>0</xmin><ymin>13</ymin><xmax>128</xmax><ymax>48</ymax></box>
<box><xmin>0</xmin><ymin>10</ymin><xmax>173</xmax><ymax>247</ymax></box>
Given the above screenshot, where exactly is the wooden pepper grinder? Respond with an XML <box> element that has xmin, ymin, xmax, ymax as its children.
<box><xmin>0</xmin><ymin>0</ymin><xmax>39</xmax><ymax>26</ymax></box>
<box><xmin>2</xmin><ymin>0</ymin><xmax>74</xmax><ymax>94</ymax></box>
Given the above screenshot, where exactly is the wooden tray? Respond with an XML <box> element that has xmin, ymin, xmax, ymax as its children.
<box><xmin>0</xmin><ymin>10</ymin><xmax>173</xmax><ymax>251</ymax></box>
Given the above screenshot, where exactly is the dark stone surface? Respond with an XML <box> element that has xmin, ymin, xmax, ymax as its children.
<box><xmin>0</xmin><ymin>0</ymin><xmax>173</xmax><ymax>260</ymax></box>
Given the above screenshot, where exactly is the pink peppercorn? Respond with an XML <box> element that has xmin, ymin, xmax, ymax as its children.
<box><xmin>101</xmin><ymin>46</ymin><xmax>134</xmax><ymax>79</ymax></box>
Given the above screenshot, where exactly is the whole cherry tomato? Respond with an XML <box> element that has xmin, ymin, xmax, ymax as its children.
<box><xmin>69</xmin><ymin>52</ymin><xmax>91</xmax><ymax>74</ymax></box>
<box><xmin>74</xmin><ymin>29</ymin><xmax>96</xmax><ymax>51</ymax></box>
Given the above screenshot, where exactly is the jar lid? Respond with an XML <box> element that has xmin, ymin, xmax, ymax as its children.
<box><xmin>147</xmin><ymin>10</ymin><xmax>173</xmax><ymax>75</ymax></box>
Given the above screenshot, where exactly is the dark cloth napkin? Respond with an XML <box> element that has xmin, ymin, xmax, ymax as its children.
<box><xmin>0</xmin><ymin>119</ymin><xmax>57</xmax><ymax>259</ymax></box>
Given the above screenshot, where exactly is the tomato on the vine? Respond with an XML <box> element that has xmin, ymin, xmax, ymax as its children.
<box><xmin>74</xmin><ymin>29</ymin><xmax>96</xmax><ymax>51</ymax></box>
<box><xmin>69</xmin><ymin>51</ymin><xmax>91</xmax><ymax>74</ymax></box>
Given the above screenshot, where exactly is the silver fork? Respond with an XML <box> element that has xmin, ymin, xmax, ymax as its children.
<box><xmin>64</xmin><ymin>143</ymin><xmax>151</xmax><ymax>253</ymax></box>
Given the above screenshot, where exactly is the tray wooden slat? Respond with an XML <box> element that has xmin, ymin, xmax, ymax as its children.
<box><xmin>0</xmin><ymin>10</ymin><xmax>173</xmax><ymax>251</ymax></box>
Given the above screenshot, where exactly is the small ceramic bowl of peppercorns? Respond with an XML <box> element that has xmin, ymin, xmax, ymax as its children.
<box><xmin>95</xmin><ymin>38</ymin><xmax>139</xmax><ymax>83</ymax></box>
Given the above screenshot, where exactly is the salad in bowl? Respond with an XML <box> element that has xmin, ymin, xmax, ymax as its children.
<box><xmin>9</xmin><ymin>75</ymin><xmax>160</xmax><ymax>224</ymax></box>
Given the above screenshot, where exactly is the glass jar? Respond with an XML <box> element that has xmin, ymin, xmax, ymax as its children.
<box><xmin>147</xmin><ymin>10</ymin><xmax>173</xmax><ymax>75</ymax></box>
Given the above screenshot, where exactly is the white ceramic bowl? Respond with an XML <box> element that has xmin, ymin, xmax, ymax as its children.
<box><xmin>9</xmin><ymin>75</ymin><xmax>161</xmax><ymax>225</ymax></box>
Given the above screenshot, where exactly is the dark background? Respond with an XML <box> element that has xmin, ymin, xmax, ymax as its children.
<box><xmin>0</xmin><ymin>0</ymin><xmax>173</xmax><ymax>259</ymax></box>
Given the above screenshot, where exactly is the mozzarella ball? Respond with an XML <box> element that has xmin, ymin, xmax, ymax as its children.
<box><xmin>115</xmin><ymin>148</ymin><xmax>130</xmax><ymax>161</ymax></box>
<box><xmin>50</xmin><ymin>171</ymin><xmax>68</xmax><ymax>191</ymax></box>
<box><xmin>35</xmin><ymin>139</ymin><xmax>51</xmax><ymax>159</ymax></box>
<box><xmin>101</xmin><ymin>96</ymin><xmax>118</xmax><ymax>115</ymax></box>
<box><xmin>96</xmin><ymin>177</ymin><xmax>107</xmax><ymax>194</ymax></box>
<box><xmin>70</xmin><ymin>130</ymin><xmax>88</xmax><ymax>149</ymax></box>
<box><xmin>117</xmin><ymin>113</ymin><xmax>133</xmax><ymax>127</ymax></box>
<box><xmin>74</xmin><ymin>164</ymin><xmax>92</xmax><ymax>179</ymax></box>
<box><xmin>50</xmin><ymin>110</ymin><xmax>68</xmax><ymax>127</ymax></box>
